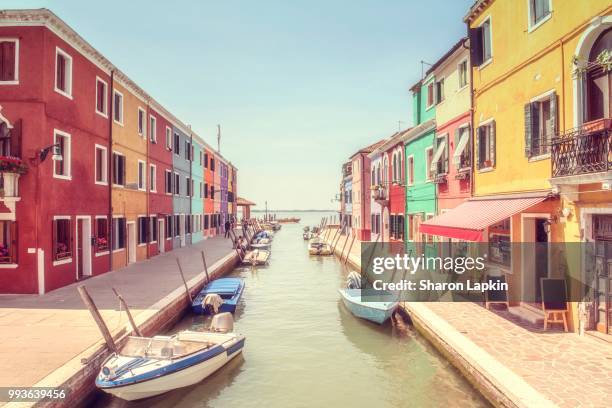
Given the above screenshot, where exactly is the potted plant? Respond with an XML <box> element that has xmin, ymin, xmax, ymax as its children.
<box><xmin>0</xmin><ymin>156</ymin><xmax>27</xmax><ymax>198</ymax></box>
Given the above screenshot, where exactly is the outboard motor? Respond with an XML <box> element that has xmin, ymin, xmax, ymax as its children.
<box><xmin>210</xmin><ymin>312</ymin><xmax>234</xmax><ymax>333</ymax></box>
<box><xmin>346</xmin><ymin>271</ymin><xmax>362</xmax><ymax>289</ymax></box>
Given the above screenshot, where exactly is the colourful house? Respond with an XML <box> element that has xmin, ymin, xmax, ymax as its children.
<box><xmin>191</xmin><ymin>136</ymin><xmax>205</xmax><ymax>244</ymax></box>
<box><xmin>404</xmin><ymin>78</ymin><xmax>437</xmax><ymax>249</ymax></box>
<box><xmin>341</xmin><ymin>161</ymin><xmax>353</xmax><ymax>233</ymax></box>
<box><xmin>350</xmin><ymin>140</ymin><xmax>385</xmax><ymax>241</ymax></box>
<box><xmin>203</xmin><ymin>147</ymin><xmax>214</xmax><ymax>237</ymax></box>
<box><xmin>219</xmin><ymin>158</ymin><xmax>228</xmax><ymax>232</ymax></box>
<box><xmin>0</xmin><ymin>9</ymin><xmax>239</xmax><ymax>294</ymax></box>
<box><xmin>368</xmin><ymin>146</ymin><xmax>385</xmax><ymax>242</ymax></box>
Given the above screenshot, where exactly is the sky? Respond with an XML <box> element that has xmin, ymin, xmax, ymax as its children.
<box><xmin>5</xmin><ymin>0</ymin><xmax>471</xmax><ymax>210</ymax></box>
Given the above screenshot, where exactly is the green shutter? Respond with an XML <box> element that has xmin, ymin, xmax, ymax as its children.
<box><xmin>549</xmin><ymin>92</ymin><xmax>558</xmax><ymax>140</ymax></box>
<box><xmin>524</xmin><ymin>103</ymin><xmax>532</xmax><ymax>157</ymax></box>
<box><xmin>475</xmin><ymin>126</ymin><xmax>481</xmax><ymax>169</ymax></box>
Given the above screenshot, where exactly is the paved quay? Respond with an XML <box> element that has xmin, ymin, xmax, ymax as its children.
<box><xmin>0</xmin><ymin>235</ymin><xmax>236</xmax><ymax>406</ymax></box>
<box><xmin>321</xmin><ymin>226</ymin><xmax>612</xmax><ymax>408</ymax></box>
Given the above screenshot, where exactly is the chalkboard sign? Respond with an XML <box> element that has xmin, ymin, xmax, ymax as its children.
<box><xmin>541</xmin><ymin>278</ymin><xmax>568</xmax><ymax>311</ymax></box>
<box><xmin>485</xmin><ymin>275</ymin><xmax>508</xmax><ymax>309</ymax></box>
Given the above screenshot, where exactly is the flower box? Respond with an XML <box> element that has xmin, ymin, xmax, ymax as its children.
<box><xmin>0</xmin><ymin>156</ymin><xmax>28</xmax><ymax>175</ymax></box>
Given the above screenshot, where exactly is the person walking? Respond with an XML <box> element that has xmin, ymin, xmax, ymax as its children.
<box><xmin>224</xmin><ymin>219</ymin><xmax>231</xmax><ymax>238</ymax></box>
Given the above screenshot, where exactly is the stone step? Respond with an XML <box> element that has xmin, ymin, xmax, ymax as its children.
<box><xmin>508</xmin><ymin>306</ymin><xmax>544</xmax><ymax>325</ymax></box>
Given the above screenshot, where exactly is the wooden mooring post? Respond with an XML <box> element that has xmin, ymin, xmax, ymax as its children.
<box><xmin>331</xmin><ymin>223</ymin><xmax>344</xmax><ymax>253</ymax></box>
<box><xmin>338</xmin><ymin>233</ymin><xmax>349</xmax><ymax>259</ymax></box>
<box><xmin>175</xmin><ymin>258</ymin><xmax>193</xmax><ymax>303</ymax></box>
<box><xmin>77</xmin><ymin>285</ymin><xmax>118</xmax><ymax>353</ymax></box>
<box><xmin>111</xmin><ymin>288</ymin><xmax>143</xmax><ymax>337</ymax></box>
<box><xmin>201</xmin><ymin>251</ymin><xmax>211</xmax><ymax>284</ymax></box>
<box><xmin>343</xmin><ymin>233</ymin><xmax>356</xmax><ymax>264</ymax></box>
<box><xmin>329</xmin><ymin>223</ymin><xmax>340</xmax><ymax>246</ymax></box>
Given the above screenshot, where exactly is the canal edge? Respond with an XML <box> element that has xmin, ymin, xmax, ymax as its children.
<box><xmin>321</xmin><ymin>226</ymin><xmax>558</xmax><ymax>408</ymax></box>
<box><xmin>4</xmin><ymin>251</ymin><xmax>240</xmax><ymax>408</ymax></box>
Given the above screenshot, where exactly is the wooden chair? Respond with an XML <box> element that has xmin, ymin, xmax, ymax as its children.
<box><xmin>540</xmin><ymin>278</ymin><xmax>569</xmax><ymax>332</ymax></box>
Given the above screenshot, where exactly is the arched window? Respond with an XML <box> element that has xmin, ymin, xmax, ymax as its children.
<box><xmin>586</xmin><ymin>28</ymin><xmax>611</xmax><ymax>122</ymax></box>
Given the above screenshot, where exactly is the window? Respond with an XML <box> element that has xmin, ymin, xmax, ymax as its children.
<box><xmin>407</xmin><ymin>215</ymin><xmax>414</xmax><ymax>241</ymax></box>
<box><xmin>458</xmin><ymin>60</ymin><xmax>468</xmax><ymax>89</ymax></box>
<box><xmin>174</xmin><ymin>133</ymin><xmax>180</xmax><ymax>155</ymax></box>
<box><xmin>95</xmin><ymin>217</ymin><xmax>109</xmax><ymax>252</ymax></box>
<box><xmin>185</xmin><ymin>141</ymin><xmax>191</xmax><ymax>161</ymax></box>
<box><xmin>453</xmin><ymin>125</ymin><xmax>471</xmax><ymax>169</ymax></box>
<box><xmin>204</xmin><ymin>215</ymin><xmax>209</xmax><ymax>229</ymax></box>
<box><xmin>55</xmin><ymin>47</ymin><xmax>72</xmax><ymax>98</ymax></box>
<box><xmin>150</xmin><ymin>216</ymin><xmax>158</xmax><ymax>242</ymax></box>
<box><xmin>476</xmin><ymin>120</ymin><xmax>496</xmax><ymax>169</ymax></box>
<box><xmin>0</xmin><ymin>220</ymin><xmax>17</xmax><ymax>264</ymax></box>
<box><xmin>586</xmin><ymin>28</ymin><xmax>612</xmax><ymax>122</ymax></box>
<box><xmin>425</xmin><ymin>147</ymin><xmax>434</xmax><ymax>181</ymax></box>
<box><xmin>529</xmin><ymin>0</ymin><xmax>551</xmax><ymax>28</ymax></box>
<box><xmin>211</xmin><ymin>158</ymin><xmax>215</xmax><ymax>172</ymax></box>
<box><xmin>165</xmin><ymin>170</ymin><xmax>172</xmax><ymax>194</ymax></box>
<box><xmin>525</xmin><ymin>92</ymin><xmax>557</xmax><ymax>158</ymax></box>
<box><xmin>200</xmin><ymin>181</ymin><xmax>204</xmax><ymax>198</ymax></box>
<box><xmin>426</xmin><ymin>82</ymin><xmax>435</xmax><ymax>108</ymax></box>
<box><xmin>53</xmin><ymin>129</ymin><xmax>71</xmax><ymax>179</ymax></box>
<box><xmin>95</xmin><ymin>77</ymin><xmax>108</xmax><ymax>116</ymax></box>
<box><xmin>149</xmin><ymin>115</ymin><xmax>157</xmax><ymax>143</ymax></box>
<box><xmin>95</xmin><ymin>145</ymin><xmax>107</xmax><ymax>185</ymax></box>
<box><xmin>137</xmin><ymin>160</ymin><xmax>146</xmax><ymax>191</ymax></box>
<box><xmin>138</xmin><ymin>216</ymin><xmax>148</xmax><ymax>245</ymax></box>
<box><xmin>165</xmin><ymin>215</ymin><xmax>172</xmax><ymax>239</ymax></box>
<box><xmin>488</xmin><ymin>219</ymin><xmax>511</xmax><ymax>266</ymax></box>
<box><xmin>186</xmin><ymin>177</ymin><xmax>191</xmax><ymax>196</ymax></box>
<box><xmin>150</xmin><ymin>164</ymin><xmax>157</xmax><ymax>192</ymax></box>
<box><xmin>174</xmin><ymin>215</ymin><xmax>180</xmax><ymax>237</ymax></box>
<box><xmin>199</xmin><ymin>151</ymin><xmax>203</xmax><ymax>166</ymax></box>
<box><xmin>431</xmin><ymin>134</ymin><xmax>449</xmax><ymax>175</ymax></box>
<box><xmin>112</xmin><ymin>152</ymin><xmax>126</xmax><ymax>186</ymax></box>
<box><xmin>210</xmin><ymin>185</ymin><xmax>215</xmax><ymax>199</ymax></box>
<box><xmin>174</xmin><ymin>173</ymin><xmax>180</xmax><ymax>195</ymax></box>
<box><xmin>435</xmin><ymin>78</ymin><xmax>445</xmax><ymax>104</ymax></box>
<box><xmin>166</xmin><ymin>127</ymin><xmax>172</xmax><ymax>150</ymax></box>
<box><xmin>137</xmin><ymin>108</ymin><xmax>146</xmax><ymax>137</ymax></box>
<box><xmin>470</xmin><ymin>17</ymin><xmax>492</xmax><ymax>67</ymax></box>
<box><xmin>204</xmin><ymin>182</ymin><xmax>209</xmax><ymax>198</ymax></box>
<box><xmin>113</xmin><ymin>90</ymin><xmax>124</xmax><ymax>124</ymax></box>
<box><xmin>186</xmin><ymin>214</ymin><xmax>192</xmax><ymax>234</ymax></box>
<box><xmin>204</xmin><ymin>153</ymin><xmax>209</xmax><ymax>168</ymax></box>
<box><xmin>53</xmin><ymin>218</ymin><xmax>72</xmax><ymax>261</ymax></box>
<box><xmin>0</xmin><ymin>39</ymin><xmax>18</xmax><ymax>83</ymax></box>
<box><xmin>407</xmin><ymin>156</ymin><xmax>414</xmax><ymax>185</ymax></box>
<box><xmin>112</xmin><ymin>217</ymin><xmax>126</xmax><ymax>250</ymax></box>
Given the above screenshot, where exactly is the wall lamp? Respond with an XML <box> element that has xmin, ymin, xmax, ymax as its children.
<box><xmin>39</xmin><ymin>143</ymin><xmax>62</xmax><ymax>163</ymax></box>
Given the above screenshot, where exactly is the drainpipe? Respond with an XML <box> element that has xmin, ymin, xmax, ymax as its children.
<box><xmin>108</xmin><ymin>69</ymin><xmax>114</xmax><ymax>272</ymax></box>
<box><xmin>465</xmin><ymin>32</ymin><xmax>476</xmax><ymax>200</ymax></box>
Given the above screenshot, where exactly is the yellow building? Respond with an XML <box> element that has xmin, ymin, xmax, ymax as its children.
<box><xmin>111</xmin><ymin>81</ymin><xmax>149</xmax><ymax>269</ymax></box>
<box><xmin>464</xmin><ymin>0</ymin><xmax>612</xmax><ymax>333</ymax></box>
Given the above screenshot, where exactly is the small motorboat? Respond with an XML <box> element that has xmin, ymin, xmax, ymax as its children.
<box><xmin>191</xmin><ymin>278</ymin><xmax>245</xmax><ymax>315</ymax></box>
<box><xmin>303</xmin><ymin>231</ymin><xmax>314</xmax><ymax>240</ymax></box>
<box><xmin>338</xmin><ymin>288</ymin><xmax>398</xmax><ymax>324</ymax></box>
<box><xmin>278</xmin><ymin>217</ymin><xmax>300</xmax><ymax>223</ymax></box>
<box><xmin>241</xmin><ymin>249</ymin><xmax>270</xmax><ymax>266</ymax></box>
<box><xmin>308</xmin><ymin>238</ymin><xmax>332</xmax><ymax>255</ymax></box>
<box><xmin>338</xmin><ymin>272</ymin><xmax>398</xmax><ymax>324</ymax></box>
<box><xmin>96</xmin><ymin>313</ymin><xmax>245</xmax><ymax>401</ymax></box>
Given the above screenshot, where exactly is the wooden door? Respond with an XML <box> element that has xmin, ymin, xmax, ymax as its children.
<box><xmin>594</xmin><ymin>215</ymin><xmax>612</xmax><ymax>335</ymax></box>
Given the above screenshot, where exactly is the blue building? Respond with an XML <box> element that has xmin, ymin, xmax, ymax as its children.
<box><xmin>172</xmin><ymin>126</ymin><xmax>192</xmax><ymax>248</ymax></box>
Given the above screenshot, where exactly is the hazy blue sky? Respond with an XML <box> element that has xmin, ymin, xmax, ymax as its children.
<box><xmin>5</xmin><ymin>0</ymin><xmax>471</xmax><ymax>210</ymax></box>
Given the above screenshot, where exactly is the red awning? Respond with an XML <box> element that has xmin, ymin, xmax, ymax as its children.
<box><xmin>419</xmin><ymin>195</ymin><xmax>548</xmax><ymax>241</ymax></box>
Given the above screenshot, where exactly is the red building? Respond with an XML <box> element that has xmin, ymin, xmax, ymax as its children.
<box><xmin>203</xmin><ymin>147</ymin><xmax>215</xmax><ymax>237</ymax></box>
<box><xmin>0</xmin><ymin>19</ymin><xmax>113</xmax><ymax>293</ymax></box>
<box><xmin>384</xmin><ymin>133</ymin><xmax>408</xmax><ymax>242</ymax></box>
<box><xmin>147</xmin><ymin>107</ymin><xmax>174</xmax><ymax>255</ymax></box>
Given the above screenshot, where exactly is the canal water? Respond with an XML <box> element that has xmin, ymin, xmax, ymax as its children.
<box><xmin>95</xmin><ymin>212</ymin><xmax>488</xmax><ymax>408</ymax></box>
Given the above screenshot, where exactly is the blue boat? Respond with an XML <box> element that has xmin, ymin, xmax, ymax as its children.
<box><xmin>338</xmin><ymin>288</ymin><xmax>398</xmax><ymax>324</ymax></box>
<box><xmin>191</xmin><ymin>278</ymin><xmax>245</xmax><ymax>315</ymax></box>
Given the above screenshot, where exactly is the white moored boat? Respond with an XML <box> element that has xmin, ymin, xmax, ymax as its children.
<box><xmin>308</xmin><ymin>237</ymin><xmax>332</xmax><ymax>255</ymax></box>
<box><xmin>241</xmin><ymin>249</ymin><xmax>270</xmax><ymax>265</ymax></box>
<box><xmin>96</xmin><ymin>313</ymin><xmax>245</xmax><ymax>401</ymax></box>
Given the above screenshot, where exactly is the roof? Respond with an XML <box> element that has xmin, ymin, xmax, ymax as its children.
<box><xmin>349</xmin><ymin>139</ymin><xmax>386</xmax><ymax>159</ymax></box>
<box><xmin>399</xmin><ymin>119</ymin><xmax>436</xmax><ymax>144</ymax></box>
<box><xmin>369</xmin><ymin>128</ymin><xmax>413</xmax><ymax>156</ymax></box>
<box><xmin>463</xmin><ymin>0</ymin><xmax>493</xmax><ymax>24</ymax></box>
<box><xmin>236</xmin><ymin>197</ymin><xmax>256</xmax><ymax>206</ymax></box>
<box><xmin>425</xmin><ymin>37</ymin><xmax>468</xmax><ymax>77</ymax></box>
<box><xmin>409</xmin><ymin>79</ymin><xmax>423</xmax><ymax>94</ymax></box>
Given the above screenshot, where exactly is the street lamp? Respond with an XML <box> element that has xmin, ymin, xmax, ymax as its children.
<box><xmin>38</xmin><ymin>143</ymin><xmax>62</xmax><ymax>163</ymax></box>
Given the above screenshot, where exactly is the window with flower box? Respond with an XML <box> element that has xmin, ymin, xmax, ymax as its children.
<box><xmin>53</xmin><ymin>218</ymin><xmax>72</xmax><ymax>261</ymax></box>
<box><xmin>0</xmin><ymin>220</ymin><xmax>17</xmax><ymax>264</ymax></box>
<box><xmin>95</xmin><ymin>217</ymin><xmax>109</xmax><ymax>252</ymax></box>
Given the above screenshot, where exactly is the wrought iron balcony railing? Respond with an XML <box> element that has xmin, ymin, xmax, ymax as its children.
<box><xmin>551</xmin><ymin>122</ymin><xmax>611</xmax><ymax>178</ymax></box>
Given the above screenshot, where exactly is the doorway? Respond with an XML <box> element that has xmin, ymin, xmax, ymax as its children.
<box><xmin>521</xmin><ymin>214</ymin><xmax>550</xmax><ymax>308</ymax></box>
<box><xmin>158</xmin><ymin>218</ymin><xmax>165</xmax><ymax>253</ymax></box>
<box><xmin>593</xmin><ymin>215</ymin><xmax>612</xmax><ymax>335</ymax></box>
<box><xmin>127</xmin><ymin>222</ymin><xmax>136</xmax><ymax>264</ymax></box>
<box><xmin>382</xmin><ymin>207</ymin><xmax>390</xmax><ymax>242</ymax></box>
<box><xmin>76</xmin><ymin>217</ymin><xmax>92</xmax><ymax>279</ymax></box>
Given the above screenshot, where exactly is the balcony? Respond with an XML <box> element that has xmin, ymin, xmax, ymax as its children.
<box><xmin>551</xmin><ymin>120</ymin><xmax>611</xmax><ymax>179</ymax></box>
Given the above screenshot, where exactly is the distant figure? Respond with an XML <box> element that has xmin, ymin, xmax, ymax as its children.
<box><xmin>224</xmin><ymin>220</ymin><xmax>231</xmax><ymax>238</ymax></box>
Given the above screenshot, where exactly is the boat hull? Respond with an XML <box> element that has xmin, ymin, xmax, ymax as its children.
<box><xmin>191</xmin><ymin>279</ymin><xmax>245</xmax><ymax>315</ymax></box>
<box><xmin>338</xmin><ymin>289</ymin><xmax>397</xmax><ymax>324</ymax></box>
<box><xmin>98</xmin><ymin>337</ymin><xmax>245</xmax><ymax>401</ymax></box>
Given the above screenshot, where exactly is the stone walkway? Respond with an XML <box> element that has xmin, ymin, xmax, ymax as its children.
<box><xmin>0</xmin><ymin>235</ymin><xmax>234</xmax><ymax>392</ymax></box>
<box><xmin>422</xmin><ymin>302</ymin><xmax>612</xmax><ymax>408</ymax></box>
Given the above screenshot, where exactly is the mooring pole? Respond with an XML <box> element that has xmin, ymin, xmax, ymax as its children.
<box><xmin>201</xmin><ymin>251</ymin><xmax>211</xmax><ymax>283</ymax></box>
<box><xmin>77</xmin><ymin>285</ymin><xmax>118</xmax><ymax>353</ymax></box>
<box><xmin>329</xmin><ymin>223</ymin><xmax>340</xmax><ymax>247</ymax></box>
<box><xmin>344</xmin><ymin>233</ymin><xmax>356</xmax><ymax>264</ymax></box>
<box><xmin>339</xmin><ymin>232</ymin><xmax>350</xmax><ymax>259</ymax></box>
<box><xmin>175</xmin><ymin>258</ymin><xmax>193</xmax><ymax>303</ymax></box>
<box><xmin>365</xmin><ymin>233</ymin><xmax>381</xmax><ymax>273</ymax></box>
<box><xmin>331</xmin><ymin>223</ymin><xmax>344</xmax><ymax>253</ymax></box>
<box><xmin>111</xmin><ymin>288</ymin><xmax>143</xmax><ymax>337</ymax></box>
